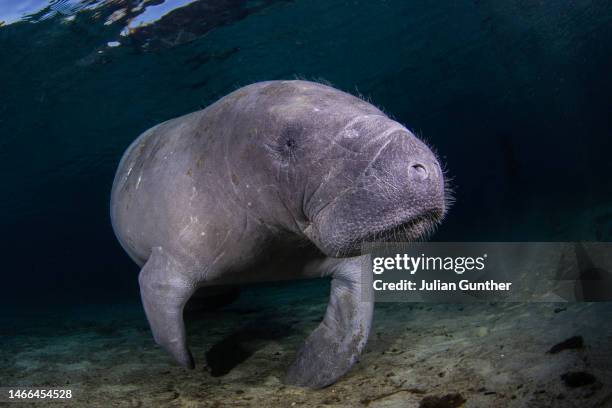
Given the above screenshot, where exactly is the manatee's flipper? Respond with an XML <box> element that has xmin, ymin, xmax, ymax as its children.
<box><xmin>185</xmin><ymin>286</ymin><xmax>241</xmax><ymax>313</ymax></box>
<box><xmin>285</xmin><ymin>256</ymin><xmax>373</xmax><ymax>388</ymax></box>
<box><xmin>139</xmin><ymin>246</ymin><xmax>197</xmax><ymax>368</ymax></box>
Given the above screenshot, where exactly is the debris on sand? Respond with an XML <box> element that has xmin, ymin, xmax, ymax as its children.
<box><xmin>561</xmin><ymin>371</ymin><xmax>596</xmax><ymax>388</ymax></box>
<box><xmin>547</xmin><ymin>336</ymin><xmax>584</xmax><ymax>354</ymax></box>
<box><xmin>419</xmin><ymin>393</ymin><xmax>466</xmax><ymax>408</ymax></box>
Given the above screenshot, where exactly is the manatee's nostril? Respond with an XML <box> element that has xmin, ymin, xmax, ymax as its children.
<box><xmin>411</xmin><ymin>163</ymin><xmax>428</xmax><ymax>180</ymax></box>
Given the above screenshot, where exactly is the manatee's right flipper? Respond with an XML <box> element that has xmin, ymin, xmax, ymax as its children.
<box><xmin>139</xmin><ymin>246</ymin><xmax>197</xmax><ymax>368</ymax></box>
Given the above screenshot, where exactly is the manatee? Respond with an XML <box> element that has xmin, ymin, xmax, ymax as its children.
<box><xmin>110</xmin><ymin>80</ymin><xmax>447</xmax><ymax>388</ymax></box>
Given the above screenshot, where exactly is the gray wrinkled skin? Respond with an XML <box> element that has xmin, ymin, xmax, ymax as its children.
<box><xmin>110</xmin><ymin>80</ymin><xmax>447</xmax><ymax>389</ymax></box>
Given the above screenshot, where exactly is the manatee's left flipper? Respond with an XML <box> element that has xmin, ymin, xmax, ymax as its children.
<box><xmin>139</xmin><ymin>246</ymin><xmax>198</xmax><ymax>368</ymax></box>
<box><xmin>285</xmin><ymin>256</ymin><xmax>374</xmax><ymax>388</ymax></box>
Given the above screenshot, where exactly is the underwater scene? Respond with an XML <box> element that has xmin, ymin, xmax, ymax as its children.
<box><xmin>1</xmin><ymin>0</ymin><xmax>612</xmax><ymax>407</ymax></box>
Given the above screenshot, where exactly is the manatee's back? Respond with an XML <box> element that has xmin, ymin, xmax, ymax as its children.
<box><xmin>110</xmin><ymin>111</ymin><xmax>206</xmax><ymax>266</ymax></box>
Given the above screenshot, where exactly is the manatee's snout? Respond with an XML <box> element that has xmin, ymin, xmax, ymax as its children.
<box><xmin>411</xmin><ymin>155</ymin><xmax>443</xmax><ymax>183</ymax></box>
<box><xmin>405</xmin><ymin>157</ymin><xmax>443</xmax><ymax>201</ymax></box>
<box><xmin>307</xmin><ymin>129</ymin><xmax>447</xmax><ymax>257</ymax></box>
<box><xmin>367</xmin><ymin>131</ymin><xmax>446</xmax><ymax>220</ymax></box>
<box><xmin>405</xmin><ymin>148</ymin><xmax>445</xmax><ymax>213</ymax></box>
<box><xmin>410</xmin><ymin>162</ymin><xmax>429</xmax><ymax>180</ymax></box>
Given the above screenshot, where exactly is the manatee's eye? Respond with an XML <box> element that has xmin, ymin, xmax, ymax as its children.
<box><xmin>265</xmin><ymin>123</ymin><xmax>307</xmax><ymax>166</ymax></box>
<box><xmin>281</xmin><ymin>124</ymin><xmax>301</xmax><ymax>150</ymax></box>
<box><xmin>276</xmin><ymin>124</ymin><xmax>302</xmax><ymax>160</ymax></box>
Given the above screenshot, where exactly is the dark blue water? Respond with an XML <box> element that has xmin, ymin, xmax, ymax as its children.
<box><xmin>1</xmin><ymin>0</ymin><xmax>612</xmax><ymax>305</ymax></box>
